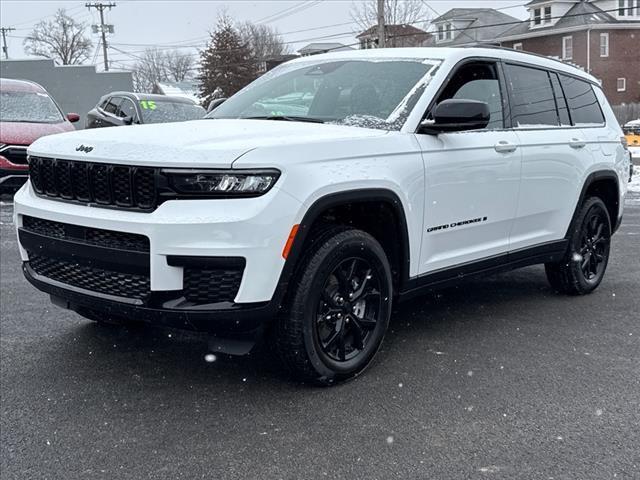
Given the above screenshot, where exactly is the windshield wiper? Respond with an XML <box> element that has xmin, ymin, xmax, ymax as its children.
<box><xmin>245</xmin><ymin>115</ymin><xmax>325</xmax><ymax>124</ymax></box>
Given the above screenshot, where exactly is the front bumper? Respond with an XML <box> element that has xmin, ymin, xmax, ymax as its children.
<box><xmin>23</xmin><ymin>263</ymin><xmax>275</xmax><ymax>337</ymax></box>
<box><xmin>14</xmin><ymin>182</ymin><xmax>304</xmax><ymax>346</ymax></box>
<box><xmin>14</xmin><ymin>182</ymin><xmax>302</xmax><ymax>302</ymax></box>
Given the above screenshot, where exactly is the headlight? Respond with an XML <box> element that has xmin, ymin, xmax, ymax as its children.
<box><xmin>163</xmin><ymin>169</ymin><xmax>280</xmax><ymax>197</ymax></box>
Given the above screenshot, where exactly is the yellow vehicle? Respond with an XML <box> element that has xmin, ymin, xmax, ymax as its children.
<box><xmin>623</xmin><ymin>120</ymin><xmax>640</xmax><ymax>163</ymax></box>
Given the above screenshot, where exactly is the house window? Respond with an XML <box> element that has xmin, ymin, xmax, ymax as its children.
<box><xmin>513</xmin><ymin>43</ymin><xmax>523</xmax><ymax>51</ymax></box>
<box><xmin>618</xmin><ymin>0</ymin><xmax>637</xmax><ymax>15</ymax></box>
<box><xmin>600</xmin><ymin>33</ymin><xmax>609</xmax><ymax>57</ymax></box>
<box><xmin>617</xmin><ymin>78</ymin><xmax>626</xmax><ymax>92</ymax></box>
<box><xmin>532</xmin><ymin>5</ymin><xmax>552</xmax><ymax>26</ymax></box>
<box><xmin>562</xmin><ymin>36</ymin><xmax>573</xmax><ymax>60</ymax></box>
<box><xmin>533</xmin><ymin>8</ymin><xmax>542</xmax><ymax>25</ymax></box>
<box><xmin>437</xmin><ymin>23</ymin><xmax>453</xmax><ymax>41</ymax></box>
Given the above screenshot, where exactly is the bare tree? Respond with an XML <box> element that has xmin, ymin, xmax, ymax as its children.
<box><xmin>164</xmin><ymin>50</ymin><xmax>194</xmax><ymax>81</ymax></box>
<box><xmin>23</xmin><ymin>9</ymin><xmax>93</xmax><ymax>65</ymax></box>
<box><xmin>237</xmin><ymin>22</ymin><xmax>291</xmax><ymax>61</ymax></box>
<box><xmin>132</xmin><ymin>48</ymin><xmax>194</xmax><ymax>93</ymax></box>
<box><xmin>350</xmin><ymin>0</ymin><xmax>429</xmax><ymax>31</ymax></box>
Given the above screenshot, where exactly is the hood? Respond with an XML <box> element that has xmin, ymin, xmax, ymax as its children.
<box><xmin>0</xmin><ymin>121</ymin><xmax>74</xmax><ymax>146</ymax></box>
<box><xmin>27</xmin><ymin>119</ymin><xmax>388</xmax><ymax>168</ymax></box>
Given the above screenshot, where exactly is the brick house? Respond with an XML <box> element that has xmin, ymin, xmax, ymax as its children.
<box><xmin>496</xmin><ymin>0</ymin><xmax>640</xmax><ymax>104</ymax></box>
<box><xmin>356</xmin><ymin>24</ymin><xmax>431</xmax><ymax>49</ymax></box>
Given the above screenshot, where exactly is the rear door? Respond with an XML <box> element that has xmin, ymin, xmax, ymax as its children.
<box><xmin>505</xmin><ymin>63</ymin><xmax>595</xmax><ymax>251</ymax></box>
<box><xmin>415</xmin><ymin>59</ymin><xmax>522</xmax><ymax>273</ymax></box>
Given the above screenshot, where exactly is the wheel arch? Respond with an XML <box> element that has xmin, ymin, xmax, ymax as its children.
<box><xmin>272</xmin><ymin>188</ymin><xmax>412</xmax><ymax>305</ymax></box>
<box><xmin>568</xmin><ymin>170</ymin><xmax>621</xmax><ymax>237</ymax></box>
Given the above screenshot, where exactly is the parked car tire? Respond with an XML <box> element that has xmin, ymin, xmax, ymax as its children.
<box><xmin>274</xmin><ymin>227</ymin><xmax>393</xmax><ymax>385</ymax></box>
<box><xmin>545</xmin><ymin>196</ymin><xmax>611</xmax><ymax>295</ymax></box>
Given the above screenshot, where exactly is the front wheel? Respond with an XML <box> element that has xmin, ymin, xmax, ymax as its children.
<box><xmin>545</xmin><ymin>196</ymin><xmax>611</xmax><ymax>295</ymax></box>
<box><xmin>274</xmin><ymin>228</ymin><xmax>393</xmax><ymax>385</ymax></box>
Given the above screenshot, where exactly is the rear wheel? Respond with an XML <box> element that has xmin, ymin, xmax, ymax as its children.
<box><xmin>274</xmin><ymin>228</ymin><xmax>392</xmax><ymax>385</ymax></box>
<box><xmin>545</xmin><ymin>196</ymin><xmax>611</xmax><ymax>295</ymax></box>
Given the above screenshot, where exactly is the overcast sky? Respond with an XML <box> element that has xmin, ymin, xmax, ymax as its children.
<box><xmin>1</xmin><ymin>0</ymin><xmax>528</xmax><ymax>69</ymax></box>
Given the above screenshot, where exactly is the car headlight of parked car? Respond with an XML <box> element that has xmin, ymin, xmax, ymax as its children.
<box><xmin>163</xmin><ymin>169</ymin><xmax>280</xmax><ymax>196</ymax></box>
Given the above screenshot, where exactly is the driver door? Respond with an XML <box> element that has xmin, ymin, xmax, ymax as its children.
<box><xmin>414</xmin><ymin>59</ymin><xmax>522</xmax><ymax>274</ymax></box>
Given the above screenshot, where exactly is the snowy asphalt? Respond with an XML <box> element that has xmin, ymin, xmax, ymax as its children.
<box><xmin>1</xmin><ymin>193</ymin><xmax>639</xmax><ymax>480</ymax></box>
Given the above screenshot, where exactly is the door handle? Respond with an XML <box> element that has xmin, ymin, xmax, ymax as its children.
<box><xmin>494</xmin><ymin>141</ymin><xmax>517</xmax><ymax>153</ymax></box>
<box><xmin>569</xmin><ymin>138</ymin><xmax>586</xmax><ymax>149</ymax></box>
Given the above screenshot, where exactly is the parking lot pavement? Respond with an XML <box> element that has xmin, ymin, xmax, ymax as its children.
<box><xmin>1</xmin><ymin>193</ymin><xmax>639</xmax><ymax>480</ymax></box>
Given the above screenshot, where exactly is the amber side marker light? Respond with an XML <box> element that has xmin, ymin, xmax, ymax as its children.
<box><xmin>282</xmin><ymin>224</ymin><xmax>300</xmax><ymax>259</ymax></box>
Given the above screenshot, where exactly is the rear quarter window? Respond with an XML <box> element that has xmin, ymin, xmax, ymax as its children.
<box><xmin>558</xmin><ymin>75</ymin><xmax>605</xmax><ymax>126</ymax></box>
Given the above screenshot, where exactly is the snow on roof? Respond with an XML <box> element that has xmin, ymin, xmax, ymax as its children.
<box><xmin>154</xmin><ymin>81</ymin><xmax>200</xmax><ymax>103</ymax></box>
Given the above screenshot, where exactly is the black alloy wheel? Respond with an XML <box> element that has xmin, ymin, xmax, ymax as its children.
<box><xmin>316</xmin><ymin>257</ymin><xmax>382</xmax><ymax>363</ymax></box>
<box><xmin>545</xmin><ymin>196</ymin><xmax>611</xmax><ymax>295</ymax></box>
<box><xmin>578</xmin><ymin>211</ymin><xmax>609</xmax><ymax>283</ymax></box>
<box><xmin>274</xmin><ymin>227</ymin><xmax>392</xmax><ymax>384</ymax></box>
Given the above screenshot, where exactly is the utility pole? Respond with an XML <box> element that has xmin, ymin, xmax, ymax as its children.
<box><xmin>85</xmin><ymin>2</ymin><xmax>115</xmax><ymax>71</ymax></box>
<box><xmin>0</xmin><ymin>27</ymin><xmax>16</xmax><ymax>59</ymax></box>
<box><xmin>376</xmin><ymin>0</ymin><xmax>386</xmax><ymax>48</ymax></box>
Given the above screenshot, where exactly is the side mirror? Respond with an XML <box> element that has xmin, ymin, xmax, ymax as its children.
<box><xmin>207</xmin><ymin>98</ymin><xmax>227</xmax><ymax>113</ymax></box>
<box><xmin>123</xmin><ymin>115</ymin><xmax>134</xmax><ymax>125</ymax></box>
<box><xmin>419</xmin><ymin>99</ymin><xmax>490</xmax><ymax>134</ymax></box>
<box><xmin>66</xmin><ymin>113</ymin><xmax>80</xmax><ymax>123</ymax></box>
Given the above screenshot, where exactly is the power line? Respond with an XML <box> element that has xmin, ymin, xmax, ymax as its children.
<box><xmin>4</xmin><ymin>4</ymin><xmax>86</xmax><ymax>28</ymax></box>
<box><xmin>105</xmin><ymin>3</ymin><xmax>622</xmax><ymax>76</ymax></box>
<box><xmin>107</xmin><ymin>20</ymin><xmax>360</xmax><ymax>50</ymax></box>
<box><xmin>255</xmin><ymin>1</ymin><xmax>320</xmax><ymax>24</ymax></box>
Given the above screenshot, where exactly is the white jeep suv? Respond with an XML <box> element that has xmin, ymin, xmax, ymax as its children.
<box><xmin>14</xmin><ymin>48</ymin><xmax>630</xmax><ymax>384</ymax></box>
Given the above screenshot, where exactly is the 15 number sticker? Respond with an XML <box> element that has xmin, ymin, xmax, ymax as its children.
<box><xmin>139</xmin><ymin>100</ymin><xmax>156</xmax><ymax>110</ymax></box>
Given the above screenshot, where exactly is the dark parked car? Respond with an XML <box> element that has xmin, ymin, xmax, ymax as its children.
<box><xmin>0</xmin><ymin>78</ymin><xmax>78</xmax><ymax>193</ymax></box>
<box><xmin>86</xmin><ymin>92</ymin><xmax>206</xmax><ymax>128</ymax></box>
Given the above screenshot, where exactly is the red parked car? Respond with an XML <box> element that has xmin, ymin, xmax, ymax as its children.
<box><xmin>0</xmin><ymin>78</ymin><xmax>79</xmax><ymax>193</ymax></box>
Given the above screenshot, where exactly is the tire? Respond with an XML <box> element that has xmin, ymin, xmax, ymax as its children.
<box><xmin>545</xmin><ymin>196</ymin><xmax>611</xmax><ymax>295</ymax></box>
<box><xmin>274</xmin><ymin>227</ymin><xmax>393</xmax><ymax>385</ymax></box>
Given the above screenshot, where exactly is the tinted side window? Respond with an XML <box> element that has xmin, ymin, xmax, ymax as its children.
<box><xmin>104</xmin><ymin>97</ymin><xmax>121</xmax><ymax>114</ymax></box>
<box><xmin>434</xmin><ymin>61</ymin><xmax>504</xmax><ymax>129</ymax></box>
<box><xmin>559</xmin><ymin>75</ymin><xmax>605</xmax><ymax>126</ymax></box>
<box><xmin>549</xmin><ymin>72</ymin><xmax>571</xmax><ymax>126</ymax></box>
<box><xmin>505</xmin><ymin>64</ymin><xmax>558</xmax><ymax>127</ymax></box>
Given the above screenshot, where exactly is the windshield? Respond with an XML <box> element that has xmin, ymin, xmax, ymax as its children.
<box><xmin>208</xmin><ymin>58</ymin><xmax>440</xmax><ymax>131</ymax></box>
<box><xmin>139</xmin><ymin>100</ymin><xmax>206</xmax><ymax>124</ymax></box>
<box><xmin>0</xmin><ymin>91</ymin><xmax>64</xmax><ymax>123</ymax></box>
